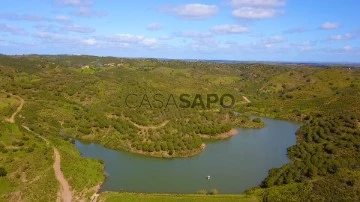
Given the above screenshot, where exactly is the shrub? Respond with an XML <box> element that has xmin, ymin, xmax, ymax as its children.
<box><xmin>0</xmin><ymin>167</ymin><xmax>7</xmax><ymax>177</ymax></box>
<box><xmin>196</xmin><ymin>189</ymin><xmax>207</xmax><ymax>195</ymax></box>
<box><xmin>252</xmin><ymin>118</ymin><xmax>262</xmax><ymax>123</ymax></box>
<box><xmin>208</xmin><ymin>189</ymin><xmax>219</xmax><ymax>195</ymax></box>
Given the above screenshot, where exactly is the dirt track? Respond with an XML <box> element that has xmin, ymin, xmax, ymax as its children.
<box><xmin>6</xmin><ymin>93</ymin><xmax>73</xmax><ymax>202</ymax></box>
<box><xmin>242</xmin><ymin>96</ymin><xmax>251</xmax><ymax>103</ymax></box>
<box><xmin>3</xmin><ymin>93</ymin><xmax>24</xmax><ymax>123</ymax></box>
<box><xmin>53</xmin><ymin>148</ymin><xmax>72</xmax><ymax>202</ymax></box>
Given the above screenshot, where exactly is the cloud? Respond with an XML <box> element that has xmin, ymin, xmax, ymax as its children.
<box><xmin>72</xmin><ymin>7</ymin><xmax>106</xmax><ymax>17</ymax></box>
<box><xmin>35</xmin><ymin>31</ymin><xmax>71</xmax><ymax>42</ymax></box>
<box><xmin>289</xmin><ymin>40</ymin><xmax>317</xmax><ymax>51</ymax></box>
<box><xmin>0</xmin><ymin>13</ymin><xmax>47</xmax><ymax>21</ymax></box>
<box><xmin>55</xmin><ymin>0</ymin><xmax>92</xmax><ymax>7</ymax></box>
<box><xmin>162</xmin><ymin>4</ymin><xmax>218</xmax><ymax>20</ymax></box>
<box><xmin>232</xmin><ymin>7</ymin><xmax>279</xmax><ymax>19</ymax></box>
<box><xmin>106</xmin><ymin>34</ymin><xmax>158</xmax><ymax>48</ymax></box>
<box><xmin>321</xmin><ymin>22</ymin><xmax>340</xmax><ymax>30</ymax></box>
<box><xmin>329</xmin><ymin>33</ymin><xmax>355</xmax><ymax>41</ymax></box>
<box><xmin>0</xmin><ymin>24</ymin><xmax>27</xmax><ymax>35</ymax></box>
<box><xmin>230</xmin><ymin>0</ymin><xmax>285</xmax><ymax>20</ymax></box>
<box><xmin>35</xmin><ymin>31</ymin><xmax>99</xmax><ymax>47</ymax></box>
<box><xmin>66</xmin><ymin>24</ymin><xmax>95</xmax><ymax>33</ymax></box>
<box><xmin>147</xmin><ymin>23</ymin><xmax>162</xmax><ymax>31</ymax></box>
<box><xmin>159</xmin><ymin>35</ymin><xmax>173</xmax><ymax>40</ymax></box>
<box><xmin>210</xmin><ymin>24</ymin><xmax>249</xmax><ymax>34</ymax></box>
<box><xmin>262</xmin><ymin>35</ymin><xmax>284</xmax><ymax>44</ymax></box>
<box><xmin>55</xmin><ymin>15</ymin><xmax>71</xmax><ymax>23</ymax></box>
<box><xmin>324</xmin><ymin>46</ymin><xmax>360</xmax><ymax>55</ymax></box>
<box><xmin>82</xmin><ymin>38</ymin><xmax>97</xmax><ymax>45</ymax></box>
<box><xmin>231</xmin><ymin>0</ymin><xmax>286</xmax><ymax>7</ymax></box>
<box><xmin>343</xmin><ymin>45</ymin><xmax>352</xmax><ymax>51</ymax></box>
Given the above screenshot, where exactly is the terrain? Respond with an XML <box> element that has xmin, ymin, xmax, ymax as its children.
<box><xmin>0</xmin><ymin>54</ymin><xmax>359</xmax><ymax>201</ymax></box>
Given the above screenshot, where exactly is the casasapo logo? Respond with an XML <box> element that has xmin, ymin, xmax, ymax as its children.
<box><xmin>125</xmin><ymin>93</ymin><xmax>235</xmax><ymax>109</ymax></box>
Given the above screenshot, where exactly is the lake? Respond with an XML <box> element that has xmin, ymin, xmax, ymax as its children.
<box><xmin>75</xmin><ymin>117</ymin><xmax>300</xmax><ymax>194</ymax></box>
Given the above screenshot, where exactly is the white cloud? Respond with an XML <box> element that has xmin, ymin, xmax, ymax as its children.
<box><xmin>141</xmin><ymin>38</ymin><xmax>158</xmax><ymax>46</ymax></box>
<box><xmin>82</xmin><ymin>38</ymin><xmax>97</xmax><ymax>45</ymax></box>
<box><xmin>321</xmin><ymin>22</ymin><xmax>340</xmax><ymax>30</ymax></box>
<box><xmin>329</xmin><ymin>33</ymin><xmax>354</xmax><ymax>40</ymax></box>
<box><xmin>147</xmin><ymin>23</ymin><xmax>162</xmax><ymax>31</ymax></box>
<box><xmin>159</xmin><ymin>35</ymin><xmax>173</xmax><ymax>40</ymax></box>
<box><xmin>343</xmin><ymin>45</ymin><xmax>352</xmax><ymax>51</ymax></box>
<box><xmin>0</xmin><ymin>24</ymin><xmax>27</xmax><ymax>35</ymax></box>
<box><xmin>163</xmin><ymin>4</ymin><xmax>218</xmax><ymax>20</ymax></box>
<box><xmin>107</xmin><ymin>34</ymin><xmax>158</xmax><ymax>48</ymax></box>
<box><xmin>55</xmin><ymin>0</ymin><xmax>92</xmax><ymax>7</ymax></box>
<box><xmin>232</xmin><ymin>7</ymin><xmax>278</xmax><ymax>19</ymax></box>
<box><xmin>263</xmin><ymin>35</ymin><xmax>284</xmax><ymax>44</ymax></box>
<box><xmin>210</xmin><ymin>24</ymin><xmax>249</xmax><ymax>34</ymax></box>
<box><xmin>0</xmin><ymin>13</ymin><xmax>47</xmax><ymax>21</ymax></box>
<box><xmin>289</xmin><ymin>40</ymin><xmax>317</xmax><ymax>51</ymax></box>
<box><xmin>73</xmin><ymin>7</ymin><xmax>106</xmax><ymax>17</ymax></box>
<box><xmin>55</xmin><ymin>15</ymin><xmax>71</xmax><ymax>23</ymax></box>
<box><xmin>66</xmin><ymin>24</ymin><xmax>95</xmax><ymax>33</ymax></box>
<box><xmin>231</xmin><ymin>0</ymin><xmax>286</xmax><ymax>7</ymax></box>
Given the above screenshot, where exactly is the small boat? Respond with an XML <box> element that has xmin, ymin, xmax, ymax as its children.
<box><xmin>206</xmin><ymin>175</ymin><xmax>211</xmax><ymax>180</ymax></box>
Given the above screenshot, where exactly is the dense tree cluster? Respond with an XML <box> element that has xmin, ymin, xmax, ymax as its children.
<box><xmin>261</xmin><ymin>115</ymin><xmax>360</xmax><ymax>188</ymax></box>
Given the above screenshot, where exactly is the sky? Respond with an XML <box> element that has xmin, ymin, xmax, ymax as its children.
<box><xmin>0</xmin><ymin>0</ymin><xmax>360</xmax><ymax>62</ymax></box>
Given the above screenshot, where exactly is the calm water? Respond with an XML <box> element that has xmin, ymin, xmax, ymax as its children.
<box><xmin>75</xmin><ymin>117</ymin><xmax>300</xmax><ymax>194</ymax></box>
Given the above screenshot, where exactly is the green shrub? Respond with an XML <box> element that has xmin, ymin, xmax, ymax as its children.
<box><xmin>0</xmin><ymin>167</ymin><xmax>7</xmax><ymax>177</ymax></box>
<box><xmin>208</xmin><ymin>189</ymin><xmax>219</xmax><ymax>195</ymax></box>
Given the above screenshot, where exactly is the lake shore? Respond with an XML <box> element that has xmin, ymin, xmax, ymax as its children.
<box><xmin>125</xmin><ymin>143</ymin><xmax>207</xmax><ymax>158</ymax></box>
<box><xmin>199</xmin><ymin>128</ymin><xmax>238</xmax><ymax>140</ymax></box>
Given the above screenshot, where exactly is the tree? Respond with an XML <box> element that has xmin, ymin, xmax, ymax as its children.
<box><xmin>0</xmin><ymin>167</ymin><xmax>7</xmax><ymax>177</ymax></box>
<box><xmin>252</xmin><ymin>118</ymin><xmax>262</xmax><ymax>123</ymax></box>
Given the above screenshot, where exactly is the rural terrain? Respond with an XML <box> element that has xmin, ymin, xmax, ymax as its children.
<box><xmin>0</xmin><ymin>54</ymin><xmax>359</xmax><ymax>201</ymax></box>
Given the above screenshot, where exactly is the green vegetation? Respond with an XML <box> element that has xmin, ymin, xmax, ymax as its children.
<box><xmin>249</xmin><ymin>114</ymin><xmax>360</xmax><ymax>201</ymax></box>
<box><xmin>0</xmin><ymin>168</ymin><xmax>7</xmax><ymax>177</ymax></box>
<box><xmin>0</xmin><ymin>54</ymin><xmax>359</xmax><ymax>201</ymax></box>
<box><xmin>0</xmin><ymin>122</ymin><xmax>58</xmax><ymax>202</ymax></box>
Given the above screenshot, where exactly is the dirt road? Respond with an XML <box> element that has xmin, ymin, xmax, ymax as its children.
<box><xmin>53</xmin><ymin>148</ymin><xmax>72</xmax><ymax>202</ymax></box>
<box><xmin>7</xmin><ymin>93</ymin><xmax>74</xmax><ymax>201</ymax></box>
<box><xmin>242</xmin><ymin>96</ymin><xmax>251</xmax><ymax>103</ymax></box>
<box><xmin>4</xmin><ymin>93</ymin><xmax>24</xmax><ymax>123</ymax></box>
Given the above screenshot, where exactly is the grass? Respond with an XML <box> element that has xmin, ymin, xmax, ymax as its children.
<box><xmin>99</xmin><ymin>192</ymin><xmax>259</xmax><ymax>202</ymax></box>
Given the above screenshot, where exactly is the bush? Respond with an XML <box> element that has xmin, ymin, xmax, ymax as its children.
<box><xmin>0</xmin><ymin>167</ymin><xmax>7</xmax><ymax>177</ymax></box>
<box><xmin>208</xmin><ymin>189</ymin><xmax>219</xmax><ymax>195</ymax></box>
<box><xmin>196</xmin><ymin>189</ymin><xmax>207</xmax><ymax>195</ymax></box>
<box><xmin>252</xmin><ymin>118</ymin><xmax>262</xmax><ymax>123</ymax></box>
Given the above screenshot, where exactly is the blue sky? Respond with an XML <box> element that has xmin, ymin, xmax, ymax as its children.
<box><xmin>1</xmin><ymin>0</ymin><xmax>360</xmax><ymax>62</ymax></box>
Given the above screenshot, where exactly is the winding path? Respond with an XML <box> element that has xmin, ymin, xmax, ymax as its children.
<box><xmin>5</xmin><ymin>92</ymin><xmax>73</xmax><ymax>202</ymax></box>
<box><xmin>53</xmin><ymin>148</ymin><xmax>72</xmax><ymax>202</ymax></box>
<box><xmin>130</xmin><ymin>120</ymin><xmax>169</xmax><ymax>130</ymax></box>
<box><xmin>22</xmin><ymin>126</ymin><xmax>73</xmax><ymax>202</ymax></box>
<box><xmin>3</xmin><ymin>92</ymin><xmax>24</xmax><ymax>123</ymax></box>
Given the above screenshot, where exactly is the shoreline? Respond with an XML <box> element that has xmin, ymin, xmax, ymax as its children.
<box><xmin>111</xmin><ymin>143</ymin><xmax>207</xmax><ymax>159</ymax></box>
<box><xmin>199</xmin><ymin>128</ymin><xmax>238</xmax><ymax>140</ymax></box>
